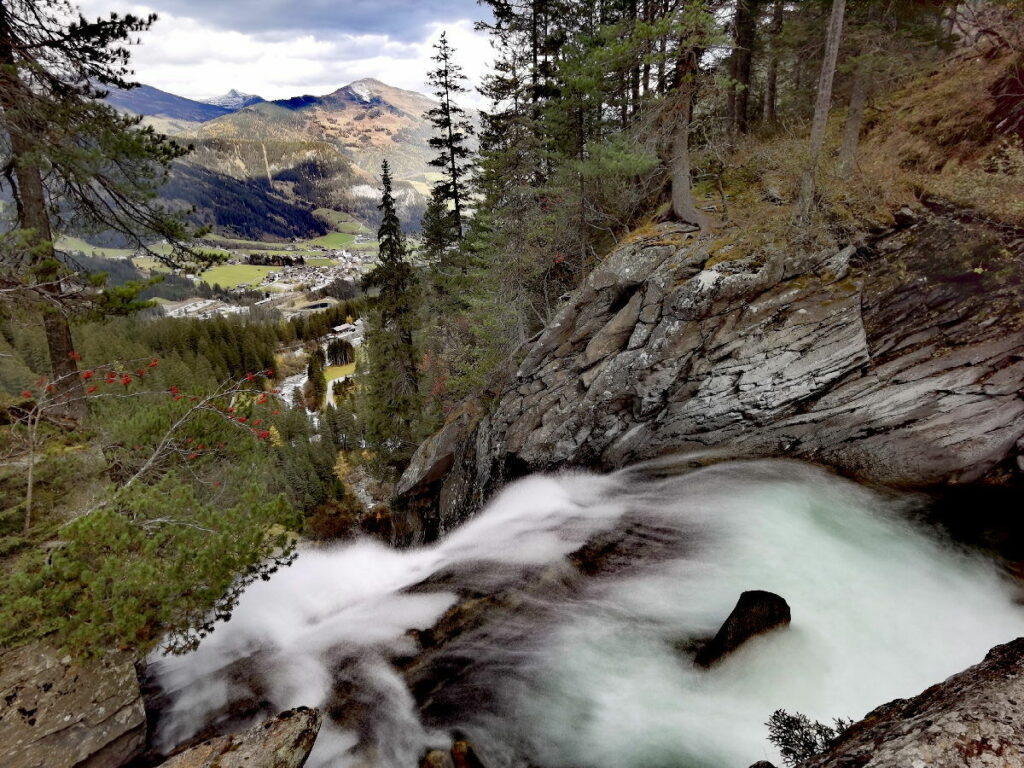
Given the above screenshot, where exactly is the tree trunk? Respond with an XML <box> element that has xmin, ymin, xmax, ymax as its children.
<box><xmin>729</xmin><ymin>0</ymin><xmax>762</xmax><ymax>136</ymax></box>
<box><xmin>762</xmin><ymin>0</ymin><xmax>784</xmax><ymax>126</ymax></box>
<box><xmin>620</xmin><ymin>71</ymin><xmax>629</xmax><ymax>127</ymax></box>
<box><xmin>641</xmin><ymin>0</ymin><xmax>652</xmax><ymax>98</ymax></box>
<box><xmin>838</xmin><ymin>57</ymin><xmax>869</xmax><ymax>177</ymax></box>
<box><xmin>630</xmin><ymin>0</ymin><xmax>641</xmax><ymax>117</ymax></box>
<box><xmin>530</xmin><ymin>0</ymin><xmax>540</xmax><ymax>105</ymax></box>
<box><xmin>0</xmin><ymin>8</ymin><xmax>86</xmax><ymax>420</ymax></box>
<box><xmin>670</xmin><ymin>81</ymin><xmax>710</xmax><ymax>230</ymax></box>
<box><xmin>796</xmin><ymin>0</ymin><xmax>846</xmax><ymax>224</ymax></box>
<box><xmin>24</xmin><ymin>415</ymin><xmax>36</xmax><ymax>533</ymax></box>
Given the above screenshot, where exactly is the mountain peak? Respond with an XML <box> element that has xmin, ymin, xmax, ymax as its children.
<box><xmin>203</xmin><ymin>89</ymin><xmax>264</xmax><ymax>110</ymax></box>
<box><xmin>340</xmin><ymin>79</ymin><xmax>387</xmax><ymax>104</ymax></box>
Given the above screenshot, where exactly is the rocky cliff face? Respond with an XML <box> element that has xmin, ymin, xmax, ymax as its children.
<box><xmin>0</xmin><ymin>644</ymin><xmax>147</xmax><ymax>768</ymax></box>
<box><xmin>802</xmin><ymin>637</ymin><xmax>1024</xmax><ymax>767</ymax></box>
<box><xmin>399</xmin><ymin>209</ymin><xmax>1024</xmax><ymax>540</ymax></box>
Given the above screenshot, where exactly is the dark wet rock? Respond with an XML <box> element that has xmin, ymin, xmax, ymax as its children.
<box><xmin>141</xmin><ymin>648</ymin><xmax>277</xmax><ymax>762</ymax></box>
<box><xmin>421</xmin><ymin>748</ymin><xmax>456</xmax><ymax>768</ymax></box>
<box><xmin>403</xmin><ymin>559</ymin><xmax>540</xmax><ymax>600</ymax></box>
<box><xmin>568</xmin><ymin>517</ymin><xmax>694</xmax><ymax>577</ymax></box>
<box><xmin>923</xmin><ymin>483</ymin><xmax>1024</xmax><ymax>564</ymax></box>
<box><xmin>399</xmin><ymin>564</ymin><xmax>575</xmax><ymax>719</ymax></box>
<box><xmin>156</xmin><ymin>707</ymin><xmax>321</xmax><ymax>768</ymax></box>
<box><xmin>397</xmin><ymin>400</ymin><xmax>484</xmax><ymax>499</ymax></box>
<box><xmin>695</xmin><ymin>591</ymin><xmax>791</xmax><ymax>667</ymax></box>
<box><xmin>452</xmin><ymin>738</ymin><xmax>489</xmax><ymax>768</ymax></box>
<box><xmin>801</xmin><ymin>638</ymin><xmax>1024</xmax><ymax>767</ymax></box>
<box><xmin>399</xmin><ymin>214</ymin><xmax>1024</xmax><ymax>538</ymax></box>
<box><xmin>419</xmin><ymin>738</ymin><xmax>488</xmax><ymax>768</ymax></box>
<box><xmin>0</xmin><ymin>643</ymin><xmax>146</xmax><ymax>768</ymax></box>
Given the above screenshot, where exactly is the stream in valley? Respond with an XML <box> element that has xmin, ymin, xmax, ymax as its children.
<box><xmin>147</xmin><ymin>459</ymin><xmax>1024</xmax><ymax>767</ymax></box>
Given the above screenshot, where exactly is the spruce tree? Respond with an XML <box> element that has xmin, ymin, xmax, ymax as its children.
<box><xmin>305</xmin><ymin>348</ymin><xmax>327</xmax><ymax>409</ymax></box>
<box><xmin>362</xmin><ymin>160</ymin><xmax>420</xmax><ymax>469</ymax></box>
<box><xmin>421</xmin><ymin>188</ymin><xmax>460</xmax><ymax>264</ymax></box>
<box><xmin>425</xmin><ymin>31</ymin><xmax>475</xmax><ymax>241</ymax></box>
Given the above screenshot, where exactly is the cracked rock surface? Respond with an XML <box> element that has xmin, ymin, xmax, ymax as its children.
<box><xmin>0</xmin><ymin>643</ymin><xmax>146</xmax><ymax>768</ymax></box>
<box><xmin>399</xmin><ymin>213</ymin><xmax>1024</xmax><ymax>539</ymax></box>
<box><xmin>801</xmin><ymin>638</ymin><xmax>1024</xmax><ymax>768</ymax></box>
<box><xmin>157</xmin><ymin>707</ymin><xmax>322</xmax><ymax>768</ymax></box>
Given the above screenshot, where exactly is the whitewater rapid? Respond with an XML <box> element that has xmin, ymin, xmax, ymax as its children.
<box><xmin>149</xmin><ymin>459</ymin><xmax>1024</xmax><ymax>768</ymax></box>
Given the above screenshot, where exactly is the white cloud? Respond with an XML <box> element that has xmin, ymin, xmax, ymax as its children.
<box><xmin>76</xmin><ymin>1</ymin><xmax>493</xmax><ymax>107</ymax></box>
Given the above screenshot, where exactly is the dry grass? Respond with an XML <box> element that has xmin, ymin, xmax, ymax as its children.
<box><xmin>688</xmin><ymin>45</ymin><xmax>1024</xmax><ymax>268</ymax></box>
<box><xmin>858</xmin><ymin>48</ymin><xmax>1024</xmax><ymax>224</ymax></box>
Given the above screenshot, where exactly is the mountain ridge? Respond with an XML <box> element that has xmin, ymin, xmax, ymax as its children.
<box><xmin>105</xmin><ymin>78</ymin><xmax>462</xmax><ymax>238</ymax></box>
<box><xmin>104</xmin><ymin>83</ymin><xmax>232</xmax><ymax>123</ymax></box>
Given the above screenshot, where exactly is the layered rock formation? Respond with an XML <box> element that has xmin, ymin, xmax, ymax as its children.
<box><xmin>157</xmin><ymin>707</ymin><xmax>322</xmax><ymax>768</ymax></box>
<box><xmin>399</xmin><ymin>210</ymin><xmax>1024</xmax><ymax>539</ymax></box>
<box><xmin>802</xmin><ymin>638</ymin><xmax>1024</xmax><ymax>767</ymax></box>
<box><xmin>0</xmin><ymin>644</ymin><xmax>146</xmax><ymax>768</ymax></box>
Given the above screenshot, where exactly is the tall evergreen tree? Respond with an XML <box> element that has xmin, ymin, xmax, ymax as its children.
<box><xmin>361</xmin><ymin>161</ymin><xmax>420</xmax><ymax>468</ymax></box>
<box><xmin>761</xmin><ymin>0</ymin><xmax>785</xmax><ymax>127</ymax></box>
<box><xmin>305</xmin><ymin>348</ymin><xmax>327</xmax><ymax>409</ymax></box>
<box><xmin>425</xmin><ymin>31</ymin><xmax>476</xmax><ymax>241</ymax></box>
<box><xmin>0</xmin><ymin>0</ymin><xmax>206</xmax><ymax>419</ymax></box>
<box><xmin>669</xmin><ymin>1</ymin><xmax>718</xmax><ymax>229</ymax></box>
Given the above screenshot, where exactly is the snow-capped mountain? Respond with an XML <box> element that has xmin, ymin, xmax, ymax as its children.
<box><xmin>201</xmin><ymin>89</ymin><xmax>265</xmax><ymax>110</ymax></box>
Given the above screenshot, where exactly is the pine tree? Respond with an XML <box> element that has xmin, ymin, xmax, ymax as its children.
<box><xmin>425</xmin><ymin>31</ymin><xmax>475</xmax><ymax>241</ymax></box>
<box><xmin>421</xmin><ymin>188</ymin><xmax>460</xmax><ymax>265</ymax></box>
<box><xmin>361</xmin><ymin>160</ymin><xmax>420</xmax><ymax>469</ymax></box>
<box><xmin>0</xmin><ymin>1</ymin><xmax>207</xmax><ymax>419</ymax></box>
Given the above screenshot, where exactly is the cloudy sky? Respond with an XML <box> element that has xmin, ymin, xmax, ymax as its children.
<box><xmin>76</xmin><ymin>0</ymin><xmax>495</xmax><ymax>106</ymax></box>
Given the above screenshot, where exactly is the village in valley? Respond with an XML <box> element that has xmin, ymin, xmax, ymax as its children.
<box><xmin>163</xmin><ymin>244</ymin><xmax>377</xmax><ymax>321</ymax></box>
<box><xmin>61</xmin><ymin>209</ymin><xmax>384</xmax><ymax>322</ymax></box>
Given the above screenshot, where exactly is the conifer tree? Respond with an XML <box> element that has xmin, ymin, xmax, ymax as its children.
<box><xmin>425</xmin><ymin>31</ymin><xmax>475</xmax><ymax>241</ymax></box>
<box><xmin>0</xmin><ymin>0</ymin><xmax>207</xmax><ymax>419</ymax></box>
<box><xmin>724</xmin><ymin>0</ymin><xmax>766</xmax><ymax>137</ymax></box>
<box><xmin>421</xmin><ymin>189</ymin><xmax>460</xmax><ymax>265</ymax></box>
<box><xmin>305</xmin><ymin>348</ymin><xmax>327</xmax><ymax>409</ymax></box>
<box><xmin>361</xmin><ymin>161</ymin><xmax>420</xmax><ymax>468</ymax></box>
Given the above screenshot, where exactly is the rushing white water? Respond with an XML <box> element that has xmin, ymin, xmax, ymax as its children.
<box><xmin>149</xmin><ymin>460</ymin><xmax>1024</xmax><ymax>768</ymax></box>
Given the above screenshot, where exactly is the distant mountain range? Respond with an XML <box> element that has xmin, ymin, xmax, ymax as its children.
<box><xmin>106</xmin><ymin>79</ymin><xmax>456</xmax><ymax>240</ymax></box>
<box><xmin>105</xmin><ymin>84</ymin><xmax>233</xmax><ymax>123</ymax></box>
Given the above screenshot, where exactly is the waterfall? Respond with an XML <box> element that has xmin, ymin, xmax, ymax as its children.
<box><xmin>148</xmin><ymin>459</ymin><xmax>1024</xmax><ymax>767</ymax></box>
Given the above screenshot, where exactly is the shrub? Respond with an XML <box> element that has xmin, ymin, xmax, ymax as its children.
<box><xmin>766</xmin><ymin>709</ymin><xmax>853</xmax><ymax>767</ymax></box>
<box><xmin>303</xmin><ymin>494</ymin><xmax>365</xmax><ymax>541</ymax></box>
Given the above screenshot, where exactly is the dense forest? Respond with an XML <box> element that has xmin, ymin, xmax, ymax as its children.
<box><xmin>352</xmin><ymin>0</ymin><xmax>1023</xmax><ymax>471</ymax></box>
